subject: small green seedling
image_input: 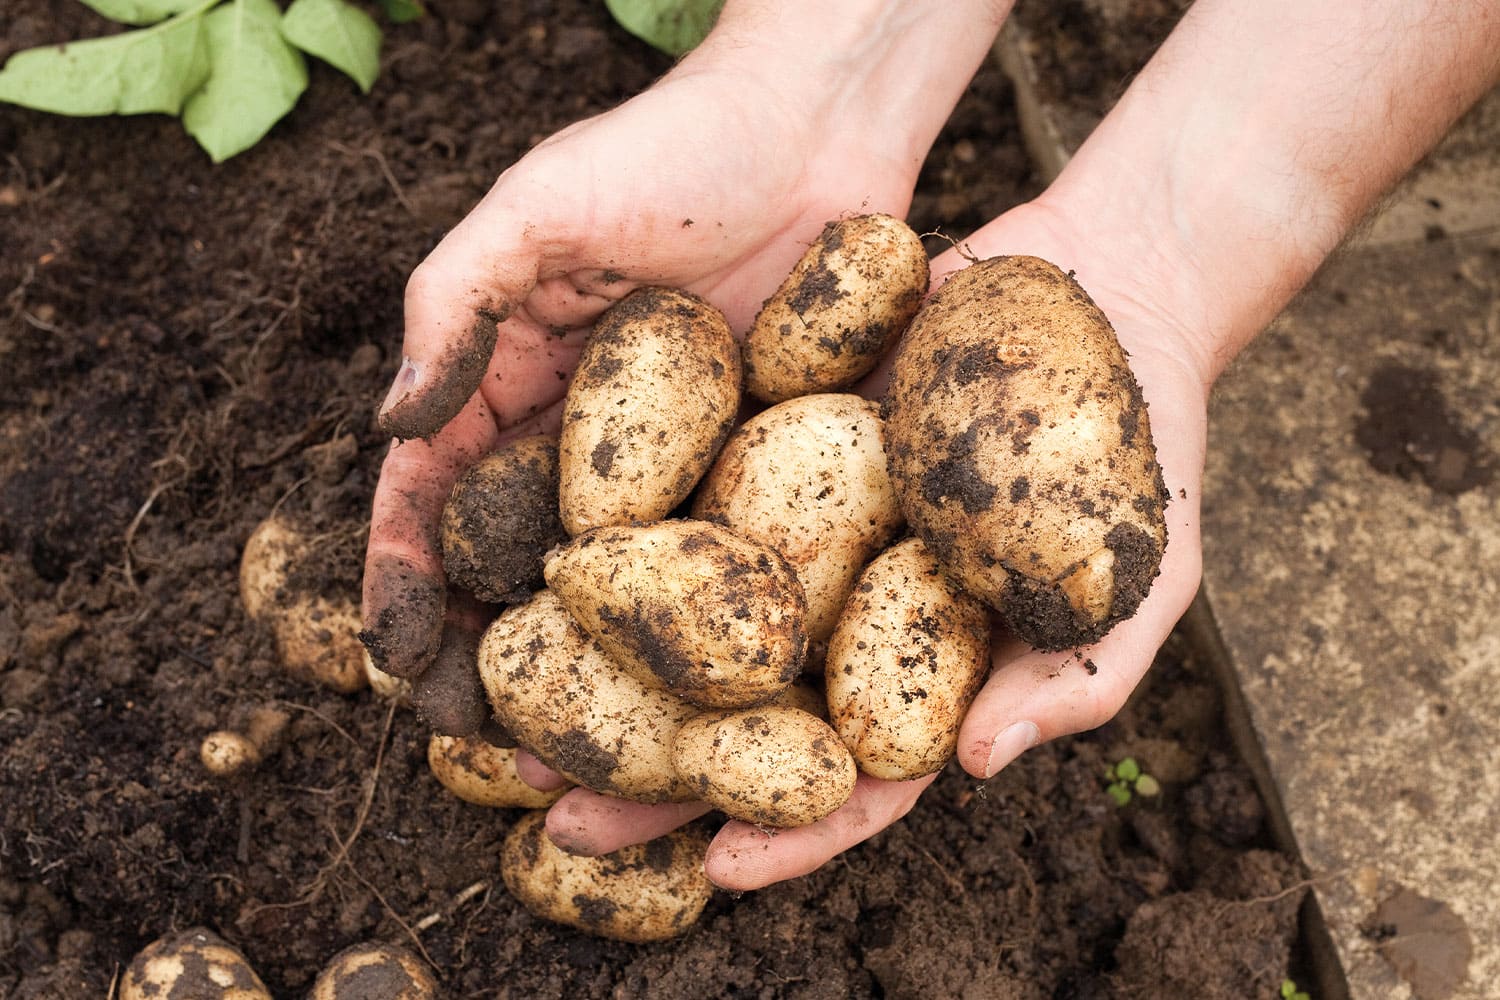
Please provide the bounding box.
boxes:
[1280,978,1311,1000]
[1105,756,1161,807]
[0,0,422,162]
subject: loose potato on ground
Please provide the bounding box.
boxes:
[691,393,904,644]
[428,733,568,808]
[477,590,697,803]
[884,256,1168,650]
[501,811,713,942]
[745,214,929,402]
[544,520,807,708]
[559,287,741,535]
[441,434,568,604]
[309,941,437,1000]
[121,927,270,1000]
[671,705,857,827]
[825,538,992,780]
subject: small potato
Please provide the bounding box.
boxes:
[501,811,713,942]
[427,733,568,808]
[559,287,741,535]
[745,214,929,402]
[825,538,992,780]
[441,435,567,604]
[477,590,697,803]
[671,706,856,827]
[691,393,904,643]
[121,927,270,1000]
[544,520,807,708]
[884,256,1168,650]
[310,942,437,1000]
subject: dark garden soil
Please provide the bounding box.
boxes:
[0,1,1306,996]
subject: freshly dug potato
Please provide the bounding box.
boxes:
[745,214,929,402]
[121,927,270,1000]
[768,679,828,720]
[671,706,857,827]
[884,256,1168,650]
[691,393,904,643]
[825,538,991,779]
[501,812,713,942]
[477,590,697,803]
[544,520,807,708]
[427,733,568,808]
[559,287,741,535]
[239,515,368,693]
[309,941,437,1000]
[441,434,567,604]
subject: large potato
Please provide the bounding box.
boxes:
[744,214,929,402]
[559,287,741,535]
[501,812,713,942]
[671,706,857,827]
[544,520,807,708]
[825,538,991,780]
[884,256,1168,650]
[427,734,568,808]
[121,927,270,1000]
[691,393,904,644]
[477,590,697,803]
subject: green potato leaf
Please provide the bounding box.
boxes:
[0,9,210,116]
[78,0,206,26]
[377,0,424,24]
[604,0,724,56]
[183,0,308,162]
[281,0,381,93]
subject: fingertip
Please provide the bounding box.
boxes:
[516,750,570,792]
[359,553,445,679]
[378,304,504,441]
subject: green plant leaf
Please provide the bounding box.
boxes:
[377,0,424,24]
[183,0,308,162]
[1134,773,1161,798]
[0,10,210,116]
[604,0,724,56]
[78,0,205,26]
[281,0,380,93]
[1105,782,1132,808]
[1115,757,1141,782]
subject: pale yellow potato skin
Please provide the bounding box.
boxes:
[559,287,741,535]
[671,705,857,827]
[884,256,1168,650]
[309,942,437,1000]
[825,538,992,780]
[690,394,904,644]
[427,734,568,808]
[745,214,929,402]
[544,519,807,709]
[121,928,270,1000]
[477,590,697,803]
[501,811,713,942]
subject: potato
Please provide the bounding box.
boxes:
[768,679,828,720]
[501,811,713,942]
[544,520,807,708]
[691,393,904,643]
[671,706,856,827]
[477,590,697,803]
[427,733,568,808]
[309,942,437,1000]
[239,515,368,693]
[559,287,741,535]
[825,538,991,779]
[884,256,1168,650]
[441,434,567,604]
[121,927,270,1000]
[745,214,929,402]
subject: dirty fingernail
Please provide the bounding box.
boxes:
[378,358,421,420]
[984,721,1040,778]
[411,623,487,736]
[359,555,445,679]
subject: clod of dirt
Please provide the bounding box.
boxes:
[1365,887,1473,1000]
[1355,362,1494,495]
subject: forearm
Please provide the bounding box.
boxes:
[1042,0,1500,386]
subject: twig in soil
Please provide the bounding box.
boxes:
[106,964,120,1000]
[413,880,492,934]
[326,140,415,216]
[274,699,362,749]
[121,483,169,591]
[917,845,967,899]
[1220,867,1353,908]
[319,699,398,879]
[344,862,440,974]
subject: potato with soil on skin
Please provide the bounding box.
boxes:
[745,213,929,403]
[691,393,905,644]
[558,286,741,536]
[884,255,1168,650]
[121,927,271,1000]
[239,514,368,692]
[671,705,857,827]
[825,537,992,780]
[428,733,569,808]
[309,941,437,1000]
[501,811,713,943]
[544,519,808,708]
[441,434,567,604]
[477,589,698,803]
